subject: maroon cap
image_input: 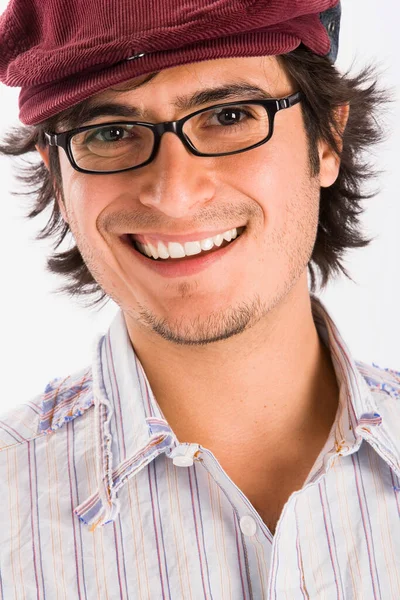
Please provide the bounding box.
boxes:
[0,0,340,126]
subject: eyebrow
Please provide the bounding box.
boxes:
[58,83,276,130]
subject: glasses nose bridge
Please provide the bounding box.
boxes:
[152,118,191,159]
[154,119,181,138]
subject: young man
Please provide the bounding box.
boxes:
[0,0,399,597]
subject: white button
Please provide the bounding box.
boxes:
[170,442,199,466]
[173,455,194,467]
[240,515,257,536]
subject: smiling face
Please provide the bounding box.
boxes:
[39,55,343,346]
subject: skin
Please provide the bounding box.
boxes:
[38,55,350,532]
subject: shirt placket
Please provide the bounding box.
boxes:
[187,443,275,599]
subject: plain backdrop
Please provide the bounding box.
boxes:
[0,0,399,410]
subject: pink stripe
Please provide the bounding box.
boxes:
[153,460,172,598]
[313,313,359,430]
[322,478,345,596]
[294,506,309,599]
[233,511,250,599]
[112,521,127,599]
[26,402,41,415]
[390,470,400,517]
[27,442,41,599]
[32,439,46,596]
[67,422,84,598]
[192,466,213,597]
[188,467,209,599]
[148,463,167,598]
[106,334,129,596]
[0,421,26,443]
[135,356,154,417]
[318,481,341,599]
[351,454,377,598]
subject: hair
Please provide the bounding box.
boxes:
[0,45,395,307]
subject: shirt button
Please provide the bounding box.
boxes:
[173,455,194,467]
[240,515,257,537]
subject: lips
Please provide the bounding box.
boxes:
[133,235,234,261]
[122,224,246,278]
[127,227,244,261]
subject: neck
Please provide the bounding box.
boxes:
[124,284,340,453]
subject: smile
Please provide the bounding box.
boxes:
[129,226,245,261]
[121,225,246,278]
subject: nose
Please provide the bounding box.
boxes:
[137,131,216,219]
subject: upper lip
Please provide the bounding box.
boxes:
[129,226,245,244]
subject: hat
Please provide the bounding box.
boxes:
[0,0,341,126]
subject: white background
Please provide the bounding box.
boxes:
[0,0,399,410]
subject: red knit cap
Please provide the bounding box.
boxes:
[0,0,341,125]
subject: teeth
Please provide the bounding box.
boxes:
[157,241,169,259]
[134,227,243,260]
[200,237,214,251]
[168,242,186,259]
[148,242,159,259]
[184,241,202,256]
[213,234,224,247]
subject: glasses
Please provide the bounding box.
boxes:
[45,91,303,175]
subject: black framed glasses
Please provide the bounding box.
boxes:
[45,91,304,175]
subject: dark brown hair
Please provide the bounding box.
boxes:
[0,45,395,307]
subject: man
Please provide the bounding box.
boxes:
[0,0,399,597]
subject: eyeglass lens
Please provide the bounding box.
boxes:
[69,103,272,172]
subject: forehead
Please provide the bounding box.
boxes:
[95,55,287,102]
[54,55,290,130]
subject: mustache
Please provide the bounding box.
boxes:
[99,203,258,233]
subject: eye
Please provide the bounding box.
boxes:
[85,124,136,144]
[210,107,253,126]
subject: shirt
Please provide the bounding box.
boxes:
[0,294,399,600]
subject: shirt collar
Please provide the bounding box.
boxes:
[310,295,400,475]
[44,295,399,530]
[73,311,180,530]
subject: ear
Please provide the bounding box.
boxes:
[35,144,69,224]
[318,103,350,188]
[36,144,51,170]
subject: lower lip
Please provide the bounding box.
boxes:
[123,232,245,278]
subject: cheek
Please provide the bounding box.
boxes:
[222,121,312,225]
[225,118,319,275]
[60,155,112,234]
[229,107,308,184]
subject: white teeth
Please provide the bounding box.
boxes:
[148,242,159,259]
[200,237,214,251]
[213,233,224,247]
[157,241,169,259]
[134,226,243,260]
[184,241,202,256]
[168,242,186,258]
[140,243,152,258]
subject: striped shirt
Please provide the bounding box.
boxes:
[0,294,400,599]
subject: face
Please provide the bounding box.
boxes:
[39,56,344,346]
